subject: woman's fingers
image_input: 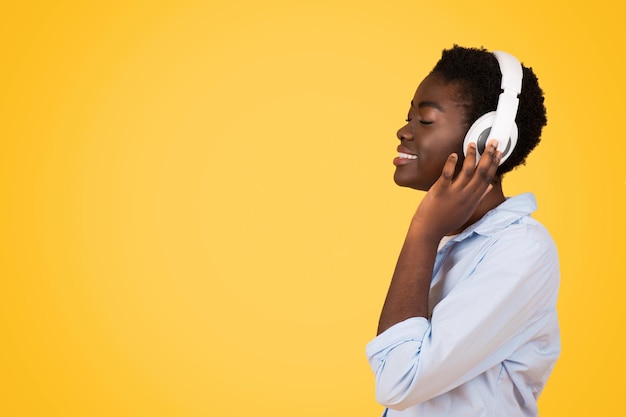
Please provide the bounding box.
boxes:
[468,139,501,192]
[440,153,459,182]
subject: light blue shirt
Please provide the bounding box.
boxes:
[366,193,560,417]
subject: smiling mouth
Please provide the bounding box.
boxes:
[398,152,417,160]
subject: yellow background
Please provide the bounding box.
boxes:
[1,1,624,416]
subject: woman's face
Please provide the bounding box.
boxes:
[393,73,470,191]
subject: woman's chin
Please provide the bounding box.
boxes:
[394,170,417,189]
[393,172,432,191]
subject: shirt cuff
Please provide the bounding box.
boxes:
[366,317,430,370]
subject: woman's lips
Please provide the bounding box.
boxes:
[394,146,418,166]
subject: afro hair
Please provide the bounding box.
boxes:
[430,45,547,176]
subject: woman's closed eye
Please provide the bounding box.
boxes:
[406,118,433,125]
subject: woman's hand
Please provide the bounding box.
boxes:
[413,139,502,241]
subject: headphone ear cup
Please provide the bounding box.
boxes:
[463,112,517,165]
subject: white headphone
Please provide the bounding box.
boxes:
[463,50,523,165]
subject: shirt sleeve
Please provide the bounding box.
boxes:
[366,317,431,406]
[366,224,559,410]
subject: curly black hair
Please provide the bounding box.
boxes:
[430,45,547,176]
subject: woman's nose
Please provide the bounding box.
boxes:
[396,123,413,141]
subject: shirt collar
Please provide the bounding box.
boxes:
[451,192,537,242]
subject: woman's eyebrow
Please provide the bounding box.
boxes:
[411,99,444,112]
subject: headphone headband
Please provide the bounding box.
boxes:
[493,51,523,93]
[463,50,523,165]
[488,51,522,157]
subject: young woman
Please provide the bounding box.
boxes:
[367,46,559,417]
